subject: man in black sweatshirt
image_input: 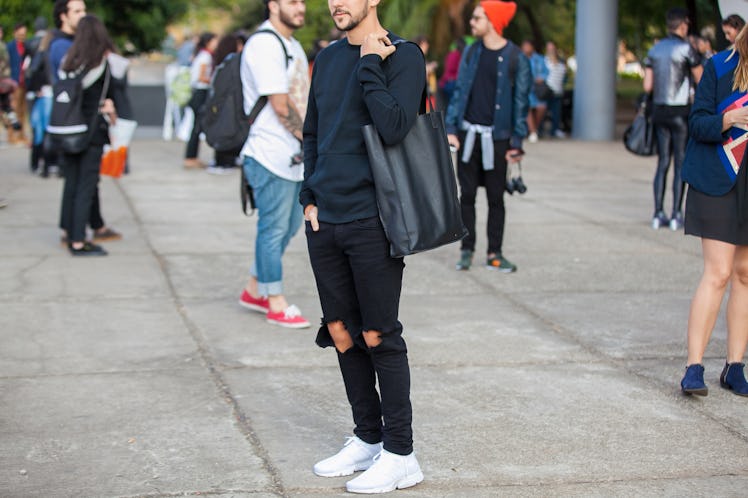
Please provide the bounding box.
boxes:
[300,0,425,493]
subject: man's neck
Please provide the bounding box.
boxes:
[269,18,294,39]
[346,11,383,45]
[671,26,688,39]
[62,26,75,36]
[482,32,507,51]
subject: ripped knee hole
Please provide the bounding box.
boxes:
[363,330,383,348]
[327,320,354,352]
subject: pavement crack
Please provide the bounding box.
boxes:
[114,179,289,498]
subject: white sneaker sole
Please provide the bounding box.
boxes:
[486,265,516,273]
[266,318,311,329]
[346,470,424,494]
[313,461,373,477]
[238,299,268,314]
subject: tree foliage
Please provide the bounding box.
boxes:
[0,0,191,52]
[90,0,190,52]
[0,0,53,34]
[0,0,728,59]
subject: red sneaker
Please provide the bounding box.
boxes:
[238,289,270,313]
[266,305,311,329]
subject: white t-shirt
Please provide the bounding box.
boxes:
[191,49,212,90]
[240,21,310,182]
[545,58,566,96]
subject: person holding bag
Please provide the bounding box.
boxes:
[300,0,425,493]
[679,25,748,397]
[57,15,118,256]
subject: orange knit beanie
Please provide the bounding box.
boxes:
[479,1,517,35]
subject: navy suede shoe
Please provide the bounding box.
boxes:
[681,364,708,396]
[719,362,748,396]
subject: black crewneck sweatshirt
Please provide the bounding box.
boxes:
[300,35,426,223]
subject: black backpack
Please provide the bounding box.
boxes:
[200,29,291,153]
[47,65,110,154]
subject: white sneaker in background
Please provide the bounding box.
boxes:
[313,436,382,477]
[554,130,567,138]
[206,165,230,175]
[528,132,538,143]
[345,449,424,494]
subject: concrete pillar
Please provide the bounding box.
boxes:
[573,0,619,140]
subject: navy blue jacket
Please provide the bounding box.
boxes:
[682,49,746,195]
[6,40,25,83]
[445,40,531,150]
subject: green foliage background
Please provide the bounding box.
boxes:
[0,0,730,59]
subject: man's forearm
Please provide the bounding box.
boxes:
[269,94,304,141]
[280,103,304,141]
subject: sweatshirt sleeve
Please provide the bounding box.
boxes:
[689,59,728,144]
[512,52,531,150]
[357,42,426,146]
[300,63,318,208]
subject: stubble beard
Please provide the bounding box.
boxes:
[279,9,305,31]
[333,1,369,32]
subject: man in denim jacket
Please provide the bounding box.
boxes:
[446,0,530,273]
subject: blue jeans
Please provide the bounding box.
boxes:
[30,96,52,146]
[547,94,562,135]
[243,156,303,296]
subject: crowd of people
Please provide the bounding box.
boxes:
[3,0,748,494]
[1,0,127,254]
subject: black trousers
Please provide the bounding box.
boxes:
[305,216,413,455]
[185,89,208,159]
[653,107,688,216]
[457,135,510,255]
[60,145,104,243]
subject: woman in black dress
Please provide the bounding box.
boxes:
[680,25,748,396]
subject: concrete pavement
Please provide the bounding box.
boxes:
[1,135,747,497]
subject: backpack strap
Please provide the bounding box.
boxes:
[251,29,292,68]
[244,28,293,126]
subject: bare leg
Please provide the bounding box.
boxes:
[244,276,289,312]
[686,238,735,365]
[726,245,748,363]
[527,109,537,134]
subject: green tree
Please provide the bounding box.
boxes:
[0,0,53,36]
[0,0,191,53]
[89,0,190,52]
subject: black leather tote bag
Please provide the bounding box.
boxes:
[362,86,467,258]
[623,93,655,156]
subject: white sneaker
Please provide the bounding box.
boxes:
[528,132,539,143]
[345,449,424,494]
[206,165,230,175]
[554,130,566,138]
[313,436,382,477]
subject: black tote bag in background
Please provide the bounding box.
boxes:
[623,92,655,156]
[361,52,467,257]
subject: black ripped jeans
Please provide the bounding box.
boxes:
[653,105,689,217]
[305,216,413,455]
